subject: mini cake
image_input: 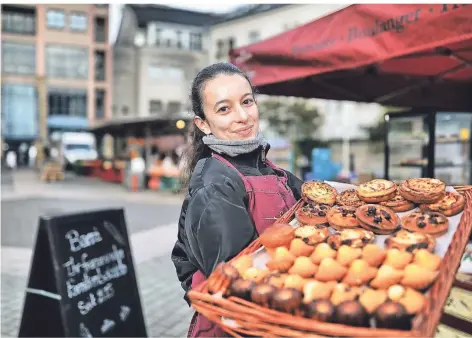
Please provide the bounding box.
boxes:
[398,287,426,314]
[419,191,465,217]
[375,301,411,330]
[301,181,338,206]
[271,288,303,315]
[413,249,442,271]
[359,288,388,314]
[327,205,360,231]
[331,283,361,306]
[304,299,336,322]
[294,225,330,246]
[362,244,387,267]
[303,280,337,303]
[295,203,331,225]
[310,243,337,265]
[316,258,348,282]
[398,178,446,204]
[380,190,416,212]
[327,228,375,250]
[336,189,366,208]
[356,204,400,235]
[335,300,370,327]
[228,279,255,300]
[383,248,413,270]
[356,179,397,203]
[401,263,439,290]
[284,274,307,292]
[251,284,276,308]
[266,247,296,272]
[370,265,405,289]
[264,272,288,289]
[336,245,362,267]
[385,230,436,253]
[289,238,315,257]
[259,224,295,258]
[242,267,269,283]
[342,259,378,287]
[401,211,449,237]
[231,255,254,275]
[288,256,319,278]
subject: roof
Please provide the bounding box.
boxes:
[127,5,222,28]
[214,4,290,24]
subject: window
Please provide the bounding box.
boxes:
[94,50,106,81]
[69,12,87,31]
[95,89,106,119]
[48,87,87,117]
[155,28,161,46]
[176,31,182,49]
[149,100,162,114]
[148,64,184,82]
[216,39,224,59]
[47,9,65,29]
[2,42,35,75]
[2,84,37,139]
[122,106,129,115]
[189,32,202,51]
[94,17,106,42]
[167,101,181,115]
[228,37,235,51]
[1,6,36,35]
[248,31,260,43]
[46,45,88,79]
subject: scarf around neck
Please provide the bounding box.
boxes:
[202,132,269,157]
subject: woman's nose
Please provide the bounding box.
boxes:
[235,105,249,122]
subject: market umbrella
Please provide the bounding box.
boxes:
[230,4,472,111]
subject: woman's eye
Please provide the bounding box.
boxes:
[243,98,254,105]
[218,106,230,113]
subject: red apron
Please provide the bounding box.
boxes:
[188,153,298,337]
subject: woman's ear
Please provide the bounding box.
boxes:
[194,116,211,135]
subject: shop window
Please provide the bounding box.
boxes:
[2,84,38,139]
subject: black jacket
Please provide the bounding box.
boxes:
[171,145,303,303]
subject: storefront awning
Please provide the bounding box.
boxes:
[231,4,472,110]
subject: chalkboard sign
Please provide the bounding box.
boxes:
[19,209,147,337]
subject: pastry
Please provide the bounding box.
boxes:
[331,283,361,306]
[271,288,303,315]
[336,189,366,208]
[401,211,449,237]
[327,205,360,231]
[335,300,370,327]
[266,247,296,272]
[387,284,406,302]
[294,225,330,246]
[310,243,337,265]
[289,238,315,257]
[207,263,240,295]
[356,204,400,235]
[399,178,446,204]
[380,190,416,212]
[401,263,439,290]
[336,245,362,267]
[303,280,337,303]
[359,288,388,314]
[295,203,331,225]
[398,287,426,314]
[304,299,336,322]
[356,179,397,203]
[251,284,276,308]
[342,259,378,286]
[385,230,436,253]
[362,244,387,267]
[259,223,295,258]
[375,302,411,330]
[243,267,269,283]
[370,265,404,289]
[284,274,307,292]
[301,181,338,206]
[228,279,255,300]
[383,248,413,270]
[413,249,442,271]
[264,272,288,289]
[231,255,254,275]
[289,256,319,278]
[316,258,348,282]
[419,191,465,217]
[327,228,375,250]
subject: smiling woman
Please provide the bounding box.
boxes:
[171,62,304,337]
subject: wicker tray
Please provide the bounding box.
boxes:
[188,186,472,337]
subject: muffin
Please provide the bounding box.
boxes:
[259,224,295,258]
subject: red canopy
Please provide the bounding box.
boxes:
[231,4,472,110]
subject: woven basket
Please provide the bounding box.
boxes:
[188,186,472,337]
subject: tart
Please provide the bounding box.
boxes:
[380,190,416,212]
[385,230,436,253]
[336,189,365,208]
[399,178,446,204]
[304,299,336,322]
[327,205,360,231]
[259,224,295,258]
[356,204,400,235]
[327,228,375,250]
[335,300,370,327]
[316,258,348,282]
[419,191,465,217]
[401,211,449,237]
[301,181,338,206]
[310,243,337,265]
[356,179,397,203]
[295,203,331,225]
[294,225,330,246]
[375,302,411,330]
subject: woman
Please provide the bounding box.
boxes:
[171,63,303,337]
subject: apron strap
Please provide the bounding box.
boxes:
[211,153,252,192]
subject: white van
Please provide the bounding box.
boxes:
[59,132,98,168]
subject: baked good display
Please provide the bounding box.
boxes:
[336,189,366,208]
[304,299,336,322]
[356,204,400,235]
[301,181,338,206]
[326,205,360,230]
[259,224,295,257]
[385,230,436,253]
[327,228,375,250]
[398,178,446,204]
[362,244,387,267]
[380,190,416,212]
[356,179,397,203]
[401,211,449,237]
[335,300,370,327]
[419,191,465,217]
[251,284,276,308]
[295,203,331,225]
[375,302,411,330]
[397,287,426,315]
[288,256,318,278]
[310,243,337,265]
[294,225,330,246]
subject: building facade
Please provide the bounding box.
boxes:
[1,4,112,147]
[112,5,220,120]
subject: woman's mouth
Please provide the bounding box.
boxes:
[234,126,253,137]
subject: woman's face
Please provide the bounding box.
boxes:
[195,74,259,141]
